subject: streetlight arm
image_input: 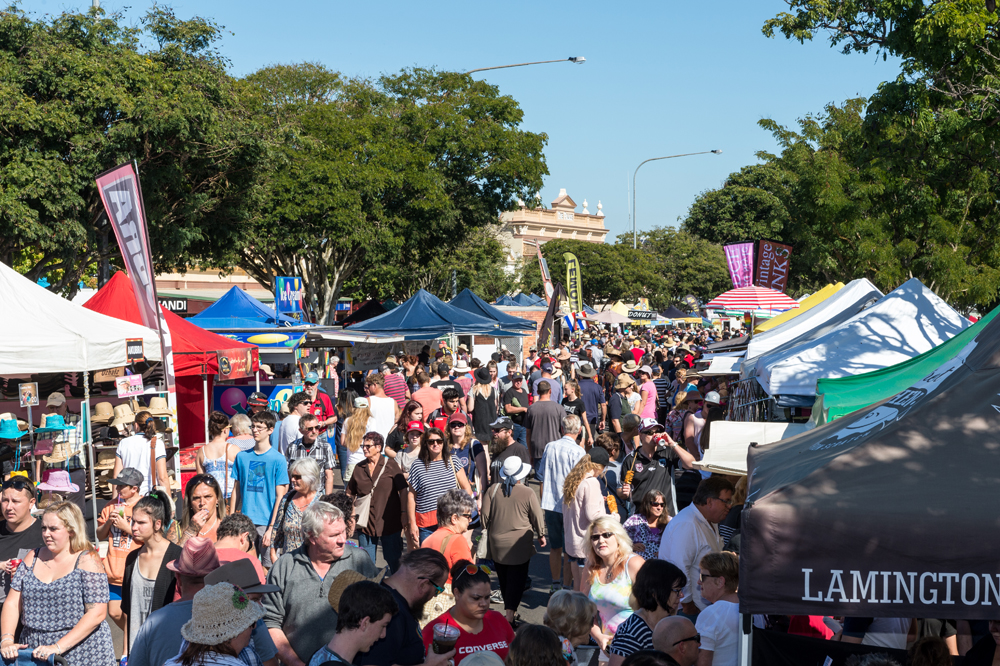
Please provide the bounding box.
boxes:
[632,150,721,248]
[466,57,584,74]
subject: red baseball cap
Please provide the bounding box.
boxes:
[447,412,468,426]
[406,420,425,433]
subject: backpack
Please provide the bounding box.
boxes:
[615,392,632,417]
[666,409,688,443]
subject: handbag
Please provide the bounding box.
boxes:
[475,483,501,560]
[354,459,388,530]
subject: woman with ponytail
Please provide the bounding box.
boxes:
[121,491,183,655]
[114,410,168,496]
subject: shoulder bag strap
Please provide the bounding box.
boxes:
[439,533,455,555]
[369,458,388,493]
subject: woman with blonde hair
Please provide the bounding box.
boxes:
[563,448,615,592]
[1,502,115,665]
[544,590,598,649]
[342,396,375,481]
[466,367,498,444]
[584,516,644,647]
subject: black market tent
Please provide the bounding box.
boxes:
[339,300,387,327]
[661,305,696,319]
[741,313,1000,619]
[705,336,749,353]
[449,288,536,332]
[347,289,501,339]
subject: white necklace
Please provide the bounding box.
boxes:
[198,515,217,536]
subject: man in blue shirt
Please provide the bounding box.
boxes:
[230,410,289,569]
[576,363,606,434]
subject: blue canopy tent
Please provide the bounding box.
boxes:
[190,286,300,328]
[450,289,536,332]
[348,289,503,339]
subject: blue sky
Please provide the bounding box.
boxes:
[37,0,899,242]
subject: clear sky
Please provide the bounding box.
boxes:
[36,0,899,242]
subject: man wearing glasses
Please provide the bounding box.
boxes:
[657,477,734,619]
[286,414,336,495]
[652,616,700,665]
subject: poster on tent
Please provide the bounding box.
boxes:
[346,341,427,372]
[216,348,259,381]
[754,240,794,293]
[213,384,296,417]
[274,276,304,317]
[723,242,755,288]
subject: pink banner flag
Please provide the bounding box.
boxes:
[724,242,755,289]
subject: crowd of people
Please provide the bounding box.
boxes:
[0,326,990,666]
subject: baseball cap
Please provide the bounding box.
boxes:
[490,416,514,431]
[447,412,468,426]
[46,392,66,407]
[588,447,610,467]
[639,418,665,433]
[406,420,425,433]
[108,467,144,487]
[511,373,524,382]
[541,362,554,372]
[705,391,722,405]
[639,365,653,376]
[247,392,269,407]
[304,371,320,384]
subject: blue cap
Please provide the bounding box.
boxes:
[304,371,320,384]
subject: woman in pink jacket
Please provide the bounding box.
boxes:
[562,446,616,591]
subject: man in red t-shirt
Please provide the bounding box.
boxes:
[304,372,336,440]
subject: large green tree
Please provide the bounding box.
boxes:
[0,7,261,294]
[628,228,733,305]
[681,164,791,246]
[237,65,547,323]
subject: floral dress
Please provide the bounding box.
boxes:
[12,550,115,666]
[272,492,320,554]
[623,514,664,556]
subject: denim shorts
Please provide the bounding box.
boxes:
[543,510,565,550]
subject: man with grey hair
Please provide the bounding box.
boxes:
[421,489,475,558]
[263,501,377,666]
[535,414,585,595]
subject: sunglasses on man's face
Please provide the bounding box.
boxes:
[302,426,320,432]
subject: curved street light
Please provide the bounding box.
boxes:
[466,56,585,75]
[632,150,722,248]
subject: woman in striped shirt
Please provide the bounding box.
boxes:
[405,427,472,548]
[607,560,686,666]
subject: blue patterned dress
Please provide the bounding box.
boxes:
[12,550,115,666]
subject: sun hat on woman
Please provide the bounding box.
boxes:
[181,582,264,646]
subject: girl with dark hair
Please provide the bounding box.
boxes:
[420,561,514,664]
[121,491,183,654]
[179,474,226,545]
[406,428,472,547]
[195,411,239,499]
[114,411,167,496]
[623,490,669,556]
[506,624,564,666]
[334,389,358,481]
[385,401,424,457]
[607,560,685,666]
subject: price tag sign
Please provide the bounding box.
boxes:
[18,383,39,408]
[115,375,145,398]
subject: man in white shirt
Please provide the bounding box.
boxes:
[365,373,399,441]
[536,415,585,594]
[657,476,734,617]
[279,392,312,456]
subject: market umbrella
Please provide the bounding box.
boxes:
[704,286,799,312]
[586,310,631,324]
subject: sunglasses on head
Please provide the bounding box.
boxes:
[2,478,33,493]
[457,564,492,580]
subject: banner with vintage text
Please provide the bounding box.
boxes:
[723,242,755,288]
[754,240,794,293]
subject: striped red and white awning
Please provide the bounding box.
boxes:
[704,286,799,312]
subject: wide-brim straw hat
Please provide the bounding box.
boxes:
[453,359,471,372]
[327,568,388,613]
[181,583,264,647]
[94,449,116,471]
[109,404,135,430]
[614,373,636,390]
[91,402,114,424]
[42,440,72,464]
[621,360,639,374]
[145,396,172,416]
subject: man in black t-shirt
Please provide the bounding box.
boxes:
[502,375,530,446]
[619,418,684,513]
[0,477,42,602]
[487,417,532,486]
[357,549,453,666]
[430,364,464,398]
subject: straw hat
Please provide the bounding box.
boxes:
[91,402,114,425]
[453,359,471,373]
[621,360,639,374]
[146,397,171,417]
[43,440,75,464]
[181,583,264,647]
[614,373,635,390]
[109,404,135,430]
[94,449,115,472]
[556,348,571,361]
[327,568,388,613]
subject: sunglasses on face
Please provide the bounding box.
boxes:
[361,442,379,450]
[419,577,446,594]
[302,426,320,432]
[651,502,665,507]
[450,423,465,429]
[427,438,443,444]
[590,532,615,542]
[673,634,701,647]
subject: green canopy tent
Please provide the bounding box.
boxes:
[812,305,999,424]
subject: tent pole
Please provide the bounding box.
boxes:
[84,372,99,543]
[255,370,260,393]
[739,613,752,666]
[202,373,209,444]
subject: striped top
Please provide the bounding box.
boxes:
[407,458,459,514]
[608,612,653,657]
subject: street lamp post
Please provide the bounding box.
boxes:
[632,150,722,248]
[466,57,585,74]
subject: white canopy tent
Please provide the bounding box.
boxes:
[744,278,883,363]
[696,421,809,475]
[754,278,970,398]
[0,262,162,373]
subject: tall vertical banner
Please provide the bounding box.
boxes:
[274,276,304,317]
[563,252,584,314]
[754,240,794,293]
[723,242,755,289]
[536,247,555,304]
[95,163,177,403]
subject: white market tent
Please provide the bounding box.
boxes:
[0,262,162,374]
[753,277,970,398]
[744,278,884,363]
[696,421,809,475]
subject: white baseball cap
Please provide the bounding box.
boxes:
[705,391,722,405]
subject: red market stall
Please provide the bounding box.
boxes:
[84,272,258,450]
